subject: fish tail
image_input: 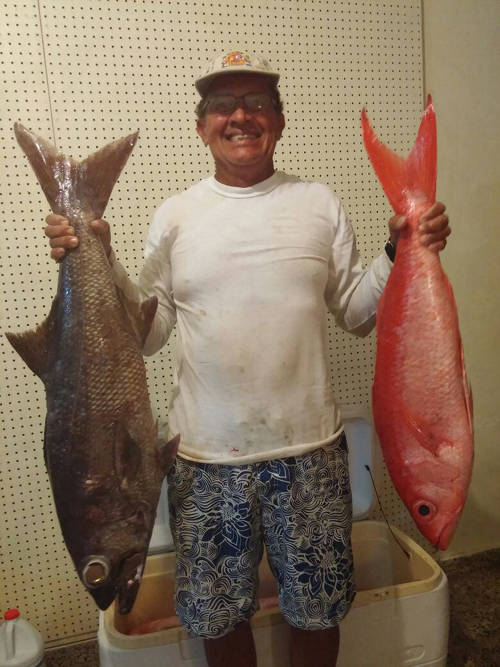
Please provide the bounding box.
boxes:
[361,96,437,216]
[14,123,138,219]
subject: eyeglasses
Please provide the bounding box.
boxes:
[203,92,278,116]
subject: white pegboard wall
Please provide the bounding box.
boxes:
[1,0,425,645]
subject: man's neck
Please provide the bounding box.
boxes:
[214,164,275,188]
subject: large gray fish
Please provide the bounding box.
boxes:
[6,124,178,614]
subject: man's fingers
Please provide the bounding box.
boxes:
[389,214,407,231]
[427,238,448,254]
[49,235,79,249]
[419,213,449,235]
[45,224,75,238]
[421,201,446,221]
[45,213,68,226]
[50,247,67,261]
[420,225,451,247]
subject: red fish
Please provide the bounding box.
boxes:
[361,97,473,550]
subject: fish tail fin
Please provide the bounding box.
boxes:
[361,95,437,215]
[14,123,138,219]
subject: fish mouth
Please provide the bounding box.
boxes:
[436,519,459,551]
[88,582,119,611]
[117,551,147,614]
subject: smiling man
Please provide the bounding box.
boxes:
[195,70,285,187]
[45,51,451,667]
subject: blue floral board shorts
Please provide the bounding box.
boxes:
[166,433,355,638]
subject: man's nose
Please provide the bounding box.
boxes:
[229,104,251,122]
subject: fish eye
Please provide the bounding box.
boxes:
[82,557,111,587]
[413,500,437,522]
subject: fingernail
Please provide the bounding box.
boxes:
[69,237,78,246]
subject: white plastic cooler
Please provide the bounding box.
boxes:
[98,408,449,666]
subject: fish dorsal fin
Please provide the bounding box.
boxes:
[14,123,138,219]
[361,96,437,216]
[116,288,158,348]
[5,323,51,381]
[5,296,58,381]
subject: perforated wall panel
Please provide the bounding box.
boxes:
[1,0,425,645]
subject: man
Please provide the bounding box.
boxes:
[45,52,450,667]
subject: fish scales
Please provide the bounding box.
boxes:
[7,124,178,613]
[362,99,473,550]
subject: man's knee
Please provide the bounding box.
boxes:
[204,621,256,667]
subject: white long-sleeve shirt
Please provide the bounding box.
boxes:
[111,171,392,464]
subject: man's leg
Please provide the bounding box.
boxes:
[261,436,354,667]
[204,621,257,667]
[167,458,262,664]
[290,625,340,667]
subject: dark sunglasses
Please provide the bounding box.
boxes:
[203,92,278,116]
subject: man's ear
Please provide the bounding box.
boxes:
[277,113,285,141]
[196,119,208,146]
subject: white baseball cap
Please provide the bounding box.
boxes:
[195,50,280,97]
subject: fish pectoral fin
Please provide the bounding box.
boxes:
[460,341,474,436]
[396,400,452,457]
[116,288,158,347]
[158,433,180,474]
[114,423,143,490]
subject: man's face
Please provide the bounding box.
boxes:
[196,73,285,187]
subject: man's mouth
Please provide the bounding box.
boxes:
[227,134,259,142]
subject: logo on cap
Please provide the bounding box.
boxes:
[221,51,251,68]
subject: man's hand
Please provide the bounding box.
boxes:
[45,215,112,261]
[388,201,450,253]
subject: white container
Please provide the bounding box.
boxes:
[98,409,450,667]
[0,609,46,667]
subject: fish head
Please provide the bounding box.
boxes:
[407,482,464,550]
[75,501,157,613]
[79,549,148,614]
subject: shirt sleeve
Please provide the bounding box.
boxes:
[109,202,177,356]
[324,198,392,337]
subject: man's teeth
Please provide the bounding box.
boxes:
[229,135,255,141]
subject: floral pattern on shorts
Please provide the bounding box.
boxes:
[167,433,355,638]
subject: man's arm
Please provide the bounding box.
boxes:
[324,201,450,337]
